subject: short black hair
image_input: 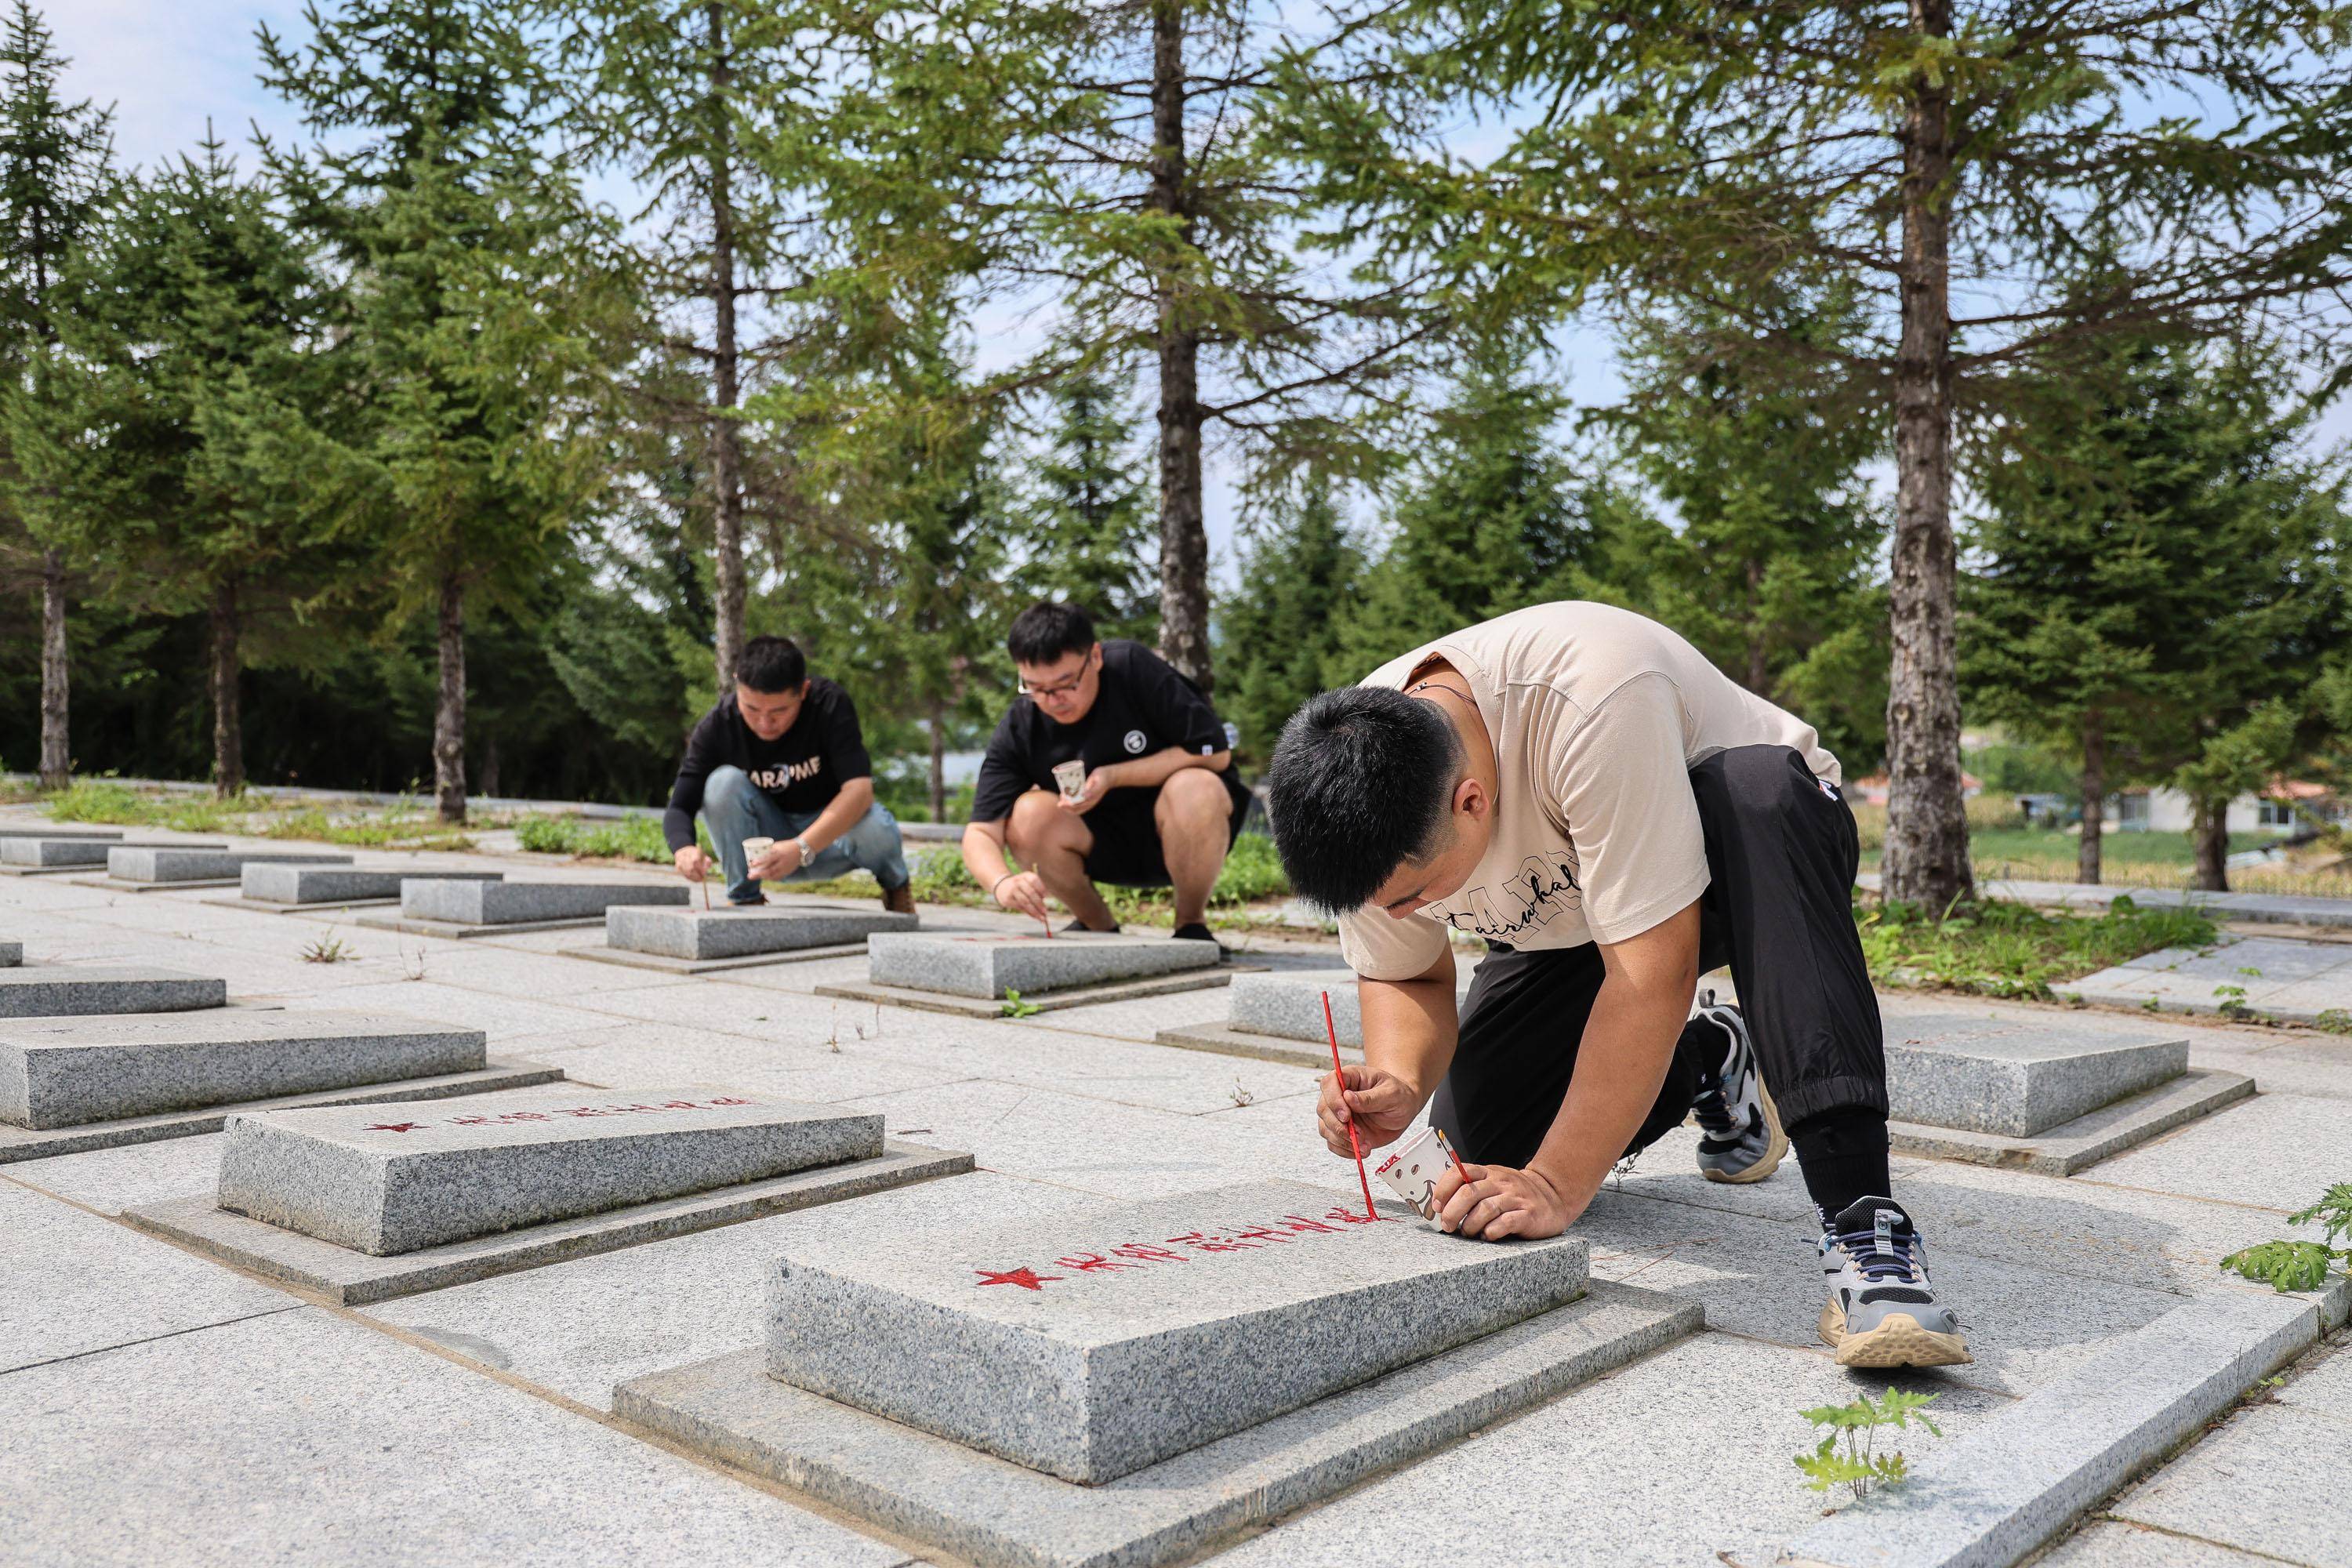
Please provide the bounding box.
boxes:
[735,635,808,694]
[1265,687,1463,913]
[1007,601,1096,666]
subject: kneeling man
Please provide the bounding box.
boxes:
[665,635,913,913]
[962,602,1249,943]
[1264,601,1969,1369]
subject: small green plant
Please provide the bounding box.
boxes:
[1794,1389,1941,1501]
[2222,1181,2352,1292]
[2314,1009,2352,1036]
[2212,983,2249,1016]
[1000,989,1043,1019]
[300,934,355,964]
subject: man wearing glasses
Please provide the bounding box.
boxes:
[961,602,1249,943]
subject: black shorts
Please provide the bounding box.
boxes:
[1080,778,1250,887]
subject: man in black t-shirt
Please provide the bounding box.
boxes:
[664,636,913,911]
[962,602,1248,942]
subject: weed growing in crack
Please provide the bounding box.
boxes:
[1795,1389,1941,1501]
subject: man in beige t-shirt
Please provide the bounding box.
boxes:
[1263,601,1970,1370]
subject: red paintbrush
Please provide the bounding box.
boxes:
[1323,989,1378,1221]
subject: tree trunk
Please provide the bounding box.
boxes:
[434,572,468,825]
[1743,556,1767,692]
[927,695,947,823]
[38,547,69,789]
[2192,796,2229,892]
[209,579,244,799]
[1879,0,1973,912]
[2077,706,2103,885]
[1148,0,1211,691]
[706,1,747,699]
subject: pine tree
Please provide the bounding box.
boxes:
[259,0,630,822]
[0,0,112,787]
[1217,472,1359,765]
[1283,0,2352,911]
[833,0,1445,691]
[1327,347,1588,680]
[16,132,341,797]
[548,0,849,697]
[1609,294,1888,765]
[1019,376,1157,643]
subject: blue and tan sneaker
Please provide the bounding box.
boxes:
[1818,1196,1973,1367]
[1687,993,1788,1184]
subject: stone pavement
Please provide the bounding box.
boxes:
[2062,928,2352,1025]
[2,806,2350,1567]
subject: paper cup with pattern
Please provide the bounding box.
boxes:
[1052,760,1088,801]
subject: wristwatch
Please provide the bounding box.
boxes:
[794,835,815,864]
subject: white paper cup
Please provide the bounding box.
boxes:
[1053,760,1087,800]
[741,836,775,862]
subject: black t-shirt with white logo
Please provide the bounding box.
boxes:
[971,640,1249,833]
[662,680,873,851]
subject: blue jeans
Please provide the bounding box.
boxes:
[700,766,910,905]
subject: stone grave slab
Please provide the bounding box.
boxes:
[213,1085,884,1254]
[0,823,122,838]
[0,940,17,967]
[0,1058,561,1164]
[1889,1068,2256,1175]
[365,877,691,935]
[866,931,1220,1000]
[0,1009,485,1131]
[128,1086,969,1302]
[85,846,350,891]
[616,1189,1703,1568]
[1152,969,1478,1066]
[0,964,225,1020]
[764,1178,1587,1483]
[2,836,223,873]
[233,863,503,908]
[574,901,920,975]
[1886,1013,2189,1136]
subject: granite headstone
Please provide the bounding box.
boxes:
[218,1086,884,1254]
[0,966,226,1021]
[105,847,350,883]
[764,1177,1588,1483]
[240,865,503,904]
[0,1009,484,1130]
[866,931,1220,999]
[606,902,917,961]
[1886,1014,2188,1135]
[400,879,689,925]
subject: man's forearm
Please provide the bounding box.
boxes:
[1520,950,1696,1225]
[1102,747,1229,791]
[961,823,1013,888]
[1358,960,1460,1109]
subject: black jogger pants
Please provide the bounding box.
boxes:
[1428,744,1885,1168]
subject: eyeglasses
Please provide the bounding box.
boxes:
[1018,663,1091,700]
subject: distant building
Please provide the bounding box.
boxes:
[2106,779,2345,835]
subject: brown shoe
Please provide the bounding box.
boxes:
[880,882,916,916]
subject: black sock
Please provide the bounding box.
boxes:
[1788,1109,1891,1225]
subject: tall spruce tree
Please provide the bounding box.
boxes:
[260,0,628,821]
[1019,376,1157,643]
[1217,471,1359,765]
[1607,294,1888,765]
[549,0,846,696]
[1327,347,1589,680]
[0,0,111,788]
[1282,0,2352,911]
[19,133,339,796]
[836,0,1444,691]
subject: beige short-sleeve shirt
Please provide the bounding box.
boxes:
[1336,602,1841,981]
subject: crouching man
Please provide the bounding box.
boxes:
[665,635,914,913]
[960,601,1249,944]
[1263,601,1971,1369]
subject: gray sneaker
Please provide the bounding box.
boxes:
[1817,1196,1973,1367]
[1688,994,1788,1185]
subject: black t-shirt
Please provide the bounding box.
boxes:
[971,641,1248,831]
[662,680,873,851]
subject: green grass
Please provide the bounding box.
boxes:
[1859,895,2218,1000]
[511,813,686,861]
[43,778,474,848]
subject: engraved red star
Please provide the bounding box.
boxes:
[365,1121,425,1132]
[974,1266,1060,1290]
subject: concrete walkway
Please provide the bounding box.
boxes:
[1858,871,2352,931]
[2062,930,2352,1025]
[5,807,2350,1567]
